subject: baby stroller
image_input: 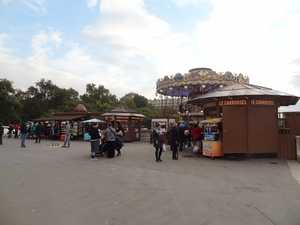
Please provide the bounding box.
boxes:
[97,141,117,158]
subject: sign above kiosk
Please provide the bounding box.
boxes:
[218,99,275,106]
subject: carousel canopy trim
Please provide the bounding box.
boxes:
[189,83,299,106]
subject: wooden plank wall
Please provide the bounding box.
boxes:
[278,130,297,160]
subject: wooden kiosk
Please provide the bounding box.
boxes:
[189,84,299,157]
[102,107,145,142]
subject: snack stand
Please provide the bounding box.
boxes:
[201,118,224,158]
[189,83,299,159]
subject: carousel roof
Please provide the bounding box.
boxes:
[156,67,250,97]
[189,83,299,106]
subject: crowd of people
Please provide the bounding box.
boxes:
[1,119,204,163]
[5,122,63,141]
[0,120,125,160]
[152,122,204,162]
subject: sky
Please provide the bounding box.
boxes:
[1,0,300,100]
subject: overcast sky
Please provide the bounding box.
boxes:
[1,0,300,99]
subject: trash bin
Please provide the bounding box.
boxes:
[297,136,300,162]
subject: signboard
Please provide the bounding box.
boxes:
[219,99,247,106]
[250,99,274,106]
[218,99,275,106]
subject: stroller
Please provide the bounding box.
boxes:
[96,140,123,158]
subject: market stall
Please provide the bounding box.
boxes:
[102,107,145,142]
[33,104,103,140]
[189,83,299,157]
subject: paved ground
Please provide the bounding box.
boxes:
[0,138,300,225]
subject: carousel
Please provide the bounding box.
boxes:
[156,67,250,122]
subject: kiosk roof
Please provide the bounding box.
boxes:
[189,83,299,106]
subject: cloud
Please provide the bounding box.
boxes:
[0,0,47,14]
[171,0,209,7]
[194,0,300,96]
[0,30,154,98]
[2,0,300,100]
[86,0,99,9]
[291,74,300,88]
[82,0,199,96]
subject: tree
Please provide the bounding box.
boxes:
[120,93,148,109]
[50,88,79,112]
[133,94,148,108]
[0,79,20,123]
[80,83,118,112]
[18,79,80,120]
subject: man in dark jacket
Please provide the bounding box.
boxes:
[152,123,164,162]
[178,123,185,152]
[0,122,4,145]
[89,123,100,160]
[35,122,42,143]
[169,123,179,160]
[20,122,28,148]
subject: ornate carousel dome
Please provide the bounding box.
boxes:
[74,104,88,113]
[156,67,250,97]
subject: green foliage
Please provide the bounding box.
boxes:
[0,79,162,124]
[0,79,20,123]
[80,83,118,113]
[133,94,148,108]
[120,92,148,109]
[16,79,80,120]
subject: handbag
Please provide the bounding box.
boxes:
[84,132,91,141]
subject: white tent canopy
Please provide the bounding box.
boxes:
[82,118,105,123]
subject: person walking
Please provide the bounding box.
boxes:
[89,123,100,160]
[8,124,13,138]
[62,121,71,148]
[178,122,186,152]
[115,122,124,156]
[0,122,4,145]
[34,122,42,143]
[152,123,164,162]
[20,122,28,148]
[191,123,202,153]
[169,123,179,160]
[103,122,117,158]
[14,124,19,139]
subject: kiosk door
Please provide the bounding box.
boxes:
[223,106,248,154]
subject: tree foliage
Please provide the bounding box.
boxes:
[0,79,20,123]
[120,92,148,108]
[0,79,163,125]
[80,84,118,113]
